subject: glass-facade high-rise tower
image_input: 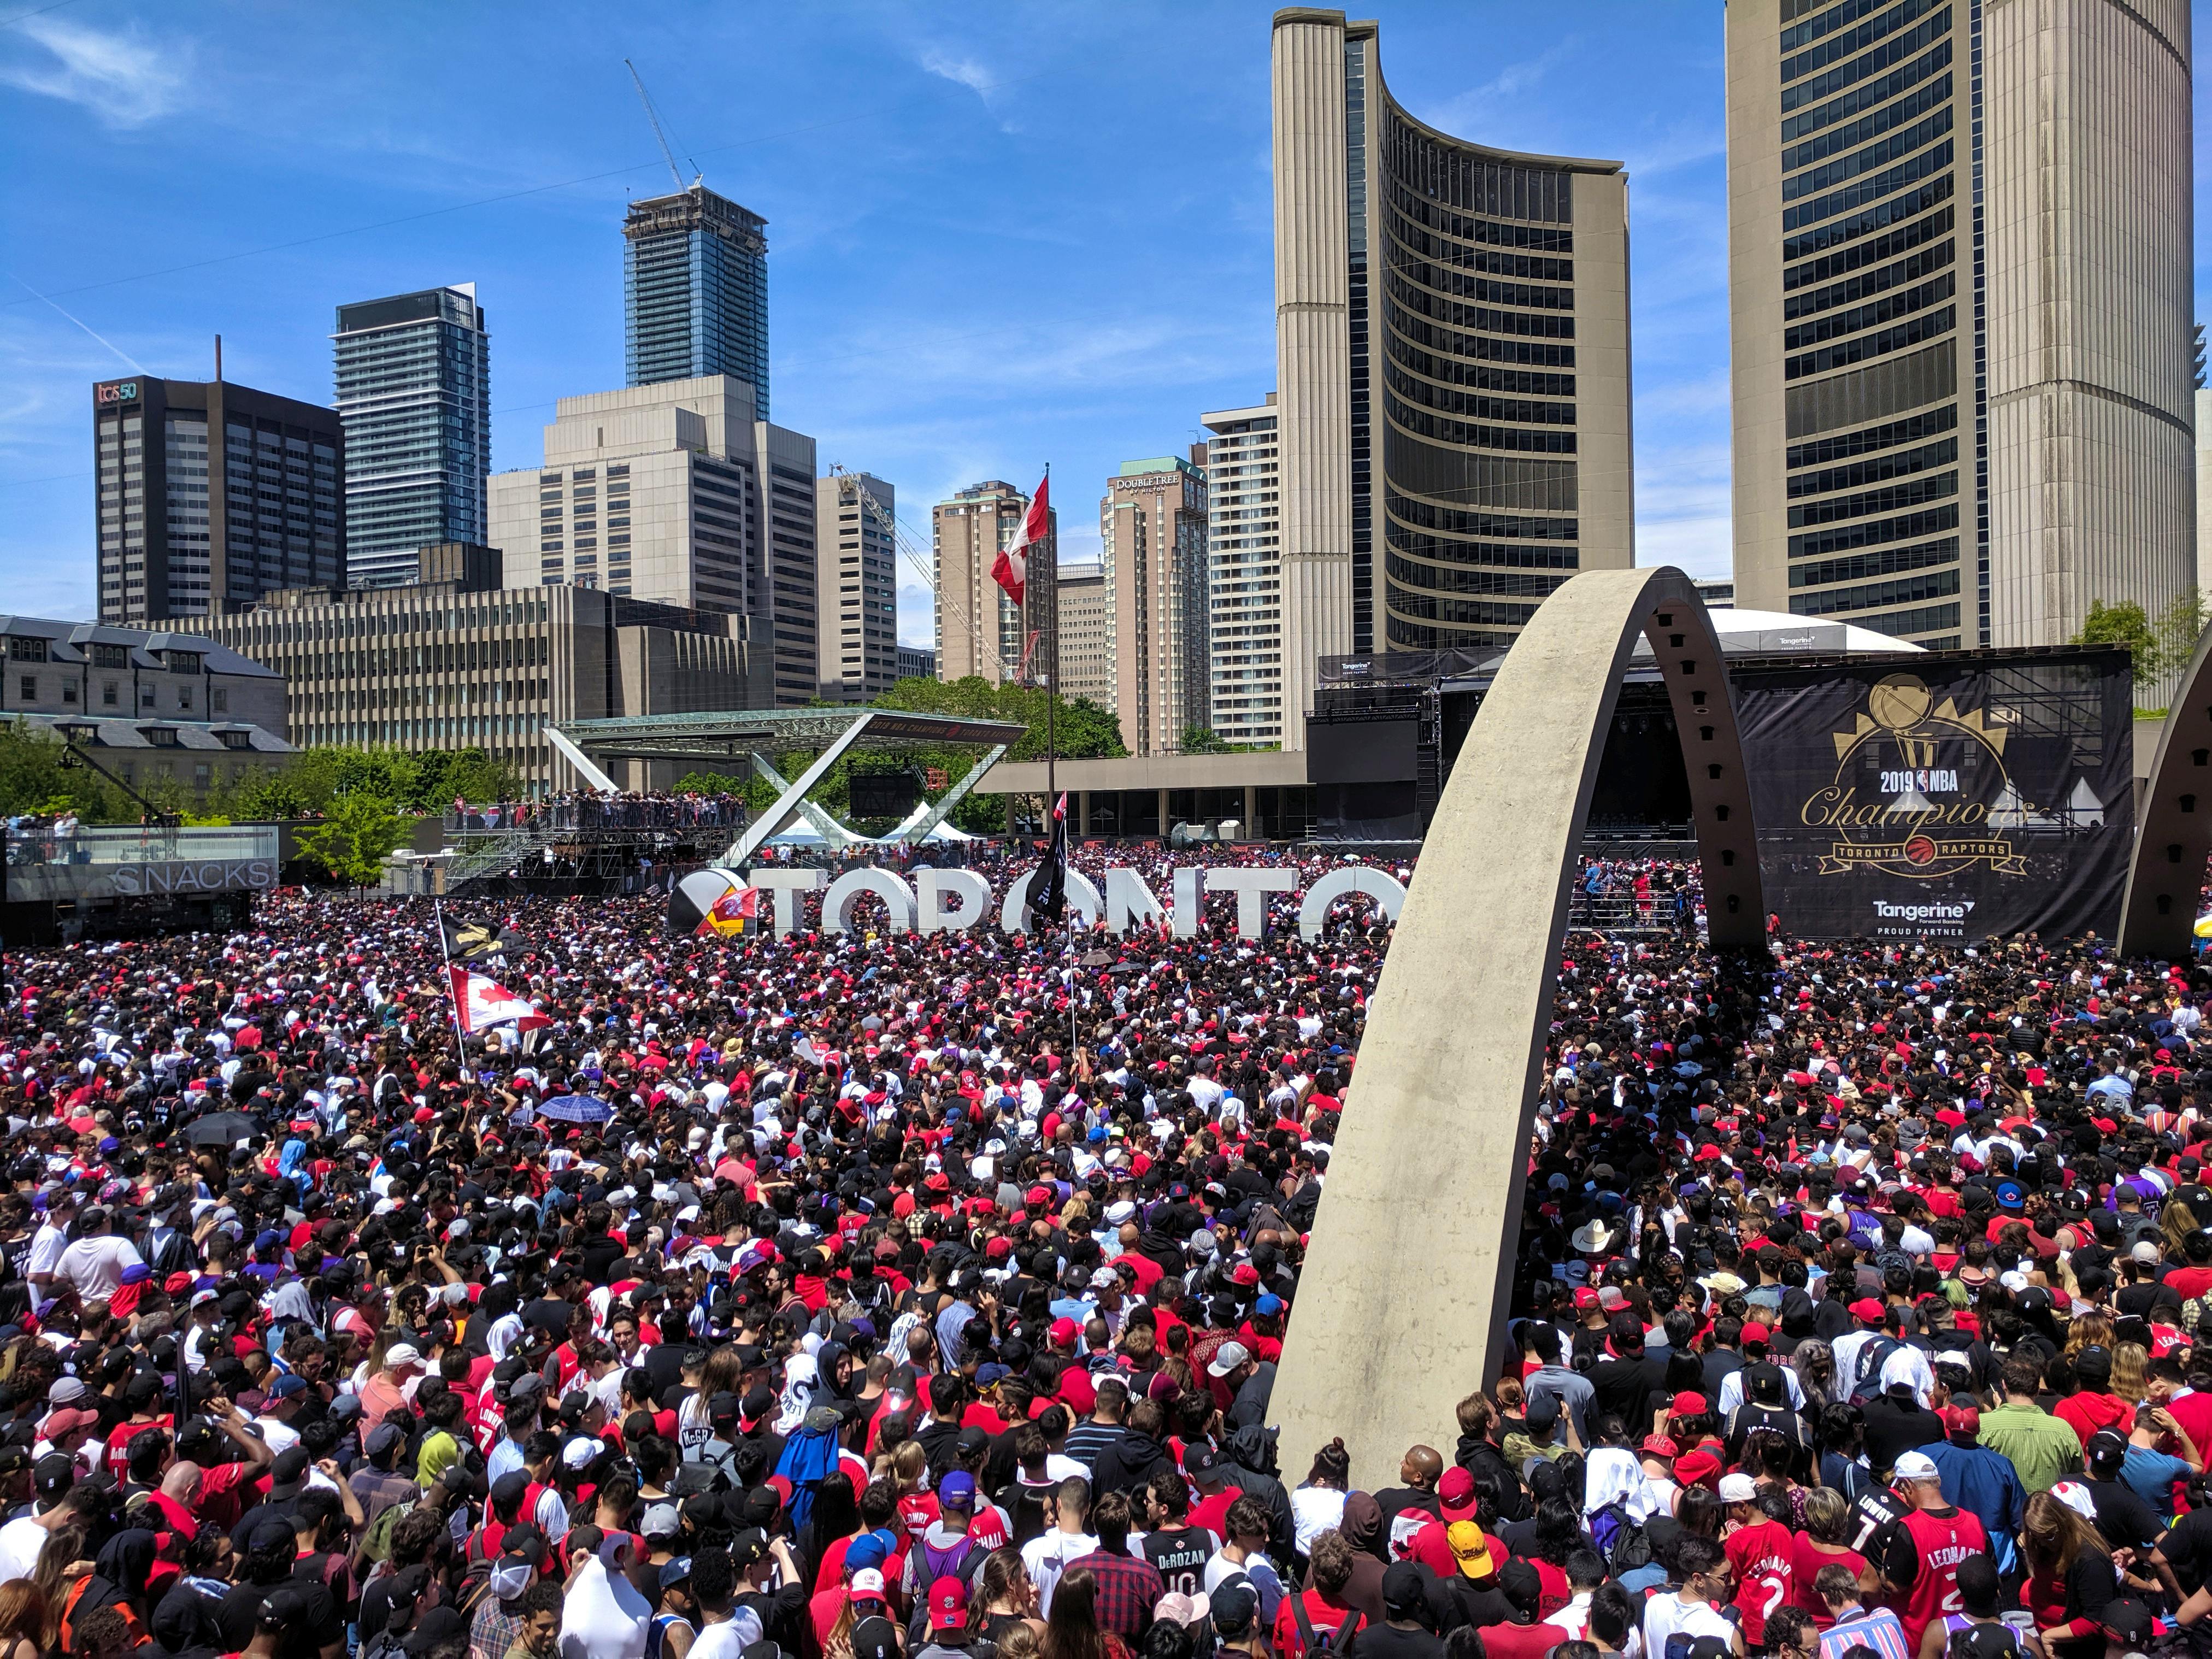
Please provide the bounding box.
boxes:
[1727,0,2194,649]
[333,284,491,591]
[622,185,770,419]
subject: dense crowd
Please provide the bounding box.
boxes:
[5,849,2210,1659]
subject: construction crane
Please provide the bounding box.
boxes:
[626,59,699,191]
[826,463,1021,684]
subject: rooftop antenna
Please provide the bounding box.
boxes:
[626,59,701,190]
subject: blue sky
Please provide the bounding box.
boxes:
[2,2,2206,649]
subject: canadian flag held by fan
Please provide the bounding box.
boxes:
[991,473,1049,608]
[446,966,550,1033]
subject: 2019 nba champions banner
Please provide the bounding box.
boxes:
[1732,650,2134,942]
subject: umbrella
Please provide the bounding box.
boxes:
[539,1095,613,1125]
[183,1110,261,1146]
[1079,950,1114,967]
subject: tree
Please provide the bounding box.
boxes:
[1179,726,1233,755]
[674,769,749,796]
[293,792,408,886]
[2074,601,2163,690]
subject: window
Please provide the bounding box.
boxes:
[141,686,155,708]
[211,688,227,713]
[140,726,179,747]
[7,637,47,662]
[179,687,193,710]
[164,650,202,674]
[217,730,251,750]
[61,684,76,704]
[16,676,33,699]
[193,763,211,789]
[102,682,118,707]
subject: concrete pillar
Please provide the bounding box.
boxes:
[1244,784,1257,839]
[1158,788,1170,840]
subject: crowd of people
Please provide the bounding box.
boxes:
[3,840,2210,1659]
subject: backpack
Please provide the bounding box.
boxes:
[360,1498,418,1568]
[1291,1593,1364,1657]
[1848,1337,1903,1404]
[1586,1501,1654,1574]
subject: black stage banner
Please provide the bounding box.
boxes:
[1732,651,2133,942]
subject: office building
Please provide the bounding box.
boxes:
[1101,456,1210,754]
[333,285,492,590]
[197,545,771,792]
[815,472,899,701]
[1728,0,2195,646]
[486,375,820,705]
[1204,396,1285,746]
[1694,578,1736,610]
[623,185,770,417]
[932,480,1057,686]
[0,615,292,795]
[2197,389,2212,596]
[1056,561,1112,710]
[1269,9,1635,749]
[896,644,937,682]
[93,376,344,626]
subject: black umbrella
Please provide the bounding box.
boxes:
[183,1110,260,1146]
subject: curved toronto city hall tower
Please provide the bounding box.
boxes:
[1728,0,2195,649]
[1269,9,1635,749]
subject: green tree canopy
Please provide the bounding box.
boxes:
[2074,590,2210,700]
[292,792,408,885]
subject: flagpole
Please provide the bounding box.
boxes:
[433,896,470,1066]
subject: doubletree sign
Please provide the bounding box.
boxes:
[94,380,140,405]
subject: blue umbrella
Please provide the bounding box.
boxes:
[539,1094,613,1125]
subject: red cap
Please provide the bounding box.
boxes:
[1049,1317,1079,1346]
[1231,1263,1261,1287]
[1670,1392,1707,1416]
[1640,1435,1679,1459]
[1850,1298,1886,1325]
[929,1578,969,1632]
[1438,1465,1478,1522]
[1740,1322,1771,1347]
[1026,1185,1051,1209]
[1572,1288,1599,1310]
[1938,1403,1981,1438]
[984,1238,1011,1261]
[1673,1449,1722,1489]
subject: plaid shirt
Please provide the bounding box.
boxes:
[1066,1549,1164,1640]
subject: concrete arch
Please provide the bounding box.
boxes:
[2119,621,2212,960]
[1269,566,1766,1487]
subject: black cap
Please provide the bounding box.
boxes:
[1380,1563,1426,1617]
[730,1528,768,1569]
[32,1452,73,1500]
[405,1608,469,1657]
[1210,1576,1261,1634]
[258,1586,314,1632]
[850,1618,899,1659]
[2102,1596,2155,1646]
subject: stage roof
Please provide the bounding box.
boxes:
[555,707,1027,764]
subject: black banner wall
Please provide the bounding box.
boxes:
[1732,651,2133,942]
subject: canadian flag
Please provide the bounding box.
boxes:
[446,966,549,1033]
[992,473,1049,607]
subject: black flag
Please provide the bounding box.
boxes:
[442,916,519,962]
[1026,792,1068,926]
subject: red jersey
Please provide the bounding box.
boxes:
[1896,1505,1989,1656]
[1789,1535,1867,1628]
[1725,1519,1796,1648]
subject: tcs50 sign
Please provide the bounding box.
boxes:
[95,381,140,406]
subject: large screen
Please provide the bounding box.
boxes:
[1732,650,2133,942]
[1308,717,1420,785]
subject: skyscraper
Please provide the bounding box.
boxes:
[484,374,820,707]
[815,472,899,701]
[333,284,491,591]
[1101,456,1210,755]
[931,480,1057,686]
[623,185,770,418]
[1727,0,2195,646]
[93,375,344,625]
[1055,560,1113,710]
[1269,9,1635,750]
[1204,395,1284,747]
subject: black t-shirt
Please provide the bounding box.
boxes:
[2157,1507,2212,1595]
[1372,1489,1442,1562]
[643,1344,689,1397]
[1356,1622,1446,1659]
[577,1233,625,1283]
[523,1296,578,1341]
[1859,1396,1947,1474]
[220,1576,338,1659]
[2085,1476,2164,1552]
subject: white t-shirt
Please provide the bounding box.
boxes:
[0,1516,46,1582]
[1204,1552,1286,1622]
[1642,1591,1734,1659]
[54,1235,143,1301]
[686,1610,763,1659]
[1022,1528,1099,1617]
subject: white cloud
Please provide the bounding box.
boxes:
[1635,440,1732,581]
[0,16,192,127]
[918,46,994,99]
